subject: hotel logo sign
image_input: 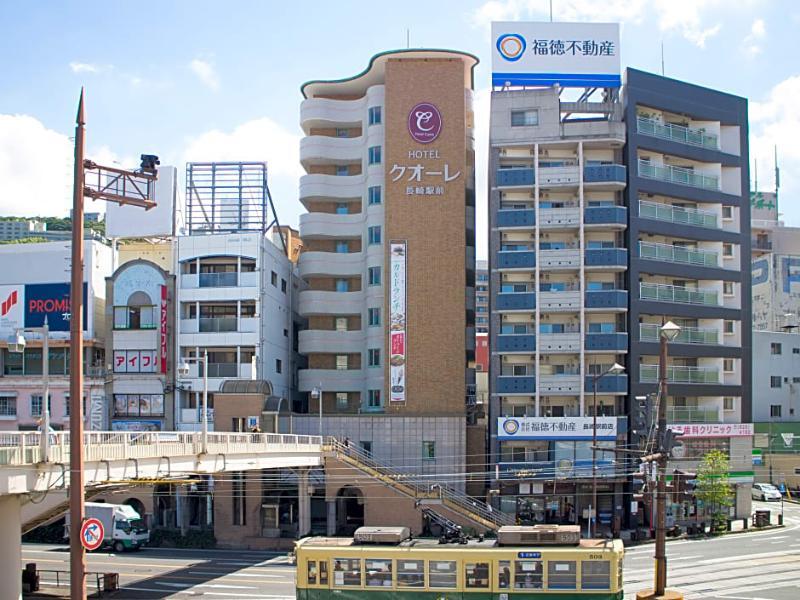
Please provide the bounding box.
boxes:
[407,102,442,144]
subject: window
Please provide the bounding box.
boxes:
[283,328,289,337]
[429,561,457,588]
[422,440,436,460]
[368,146,381,165]
[360,441,372,456]
[367,348,380,367]
[723,359,734,372]
[368,266,381,286]
[397,560,424,587]
[365,559,392,587]
[723,397,734,411]
[336,355,348,370]
[511,109,539,127]
[281,278,287,293]
[275,359,282,374]
[581,561,611,590]
[514,560,543,589]
[335,317,348,331]
[336,203,348,215]
[271,271,278,287]
[0,396,17,416]
[368,106,382,125]
[336,241,349,253]
[335,128,349,138]
[368,186,381,205]
[367,389,381,408]
[113,305,157,330]
[113,394,165,417]
[465,562,489,588]
[723,281,734,296]
[771,405,782,418]
[548,560,577,589]
[770,376,782,389]
[333,558,361,586]
[722,205,733,220]
[336,166,349,176]
[772,342,782,355]
[724,320,735,335]
[498,560,511,588]
[794,348,800,355]
[336,279,349,292]
[307,561,317,585]
[232,471,246,525]
[319,561,328,585]
[336,392,348,411]
[368,226,381,245]
[723,243,734,257]
[30,394,52,417]
[368,307,380,326]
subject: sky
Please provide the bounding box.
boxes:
[1,0,799,259]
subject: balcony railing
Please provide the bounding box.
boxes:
[639,323,719,345]
[206,363,240,378]
[585,290,628,310]
[199,317,238,333]
[584,164,627,184]
[638,159,719,191]
[666,407,722,423]
[497,168,535,187]
[636,116,719,150]
[639,200,718,229]
[640,364,720,384]
[640,282,719,306]
[639,241,718,267]
[752,237,773,251]
[199,272,239,288]
[497,209,535,227]
[497,250,536,269]
[496,292,536,310]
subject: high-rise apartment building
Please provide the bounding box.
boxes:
[295,49,478,486]
[476,259,489,333]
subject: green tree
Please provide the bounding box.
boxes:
[694,449,734,534]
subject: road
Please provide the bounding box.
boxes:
[21,499,800,599]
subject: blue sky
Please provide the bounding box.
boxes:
[1,0,799,258]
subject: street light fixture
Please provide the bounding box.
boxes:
[311,385,322,436]
[591,361,625,538]
[178,350,209,453]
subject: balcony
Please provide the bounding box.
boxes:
[639,323,719,345]
[584,206,627,226]
[298,329,364,354]
[540,207,580,228]
[539,290,580,311]
[199,272,239,288]
[497,251,536,269]
[300,96,365,131]
[640,282,719,306]
[496,168,534,187]
[585,374,628,393]
[584,164,627,184]
[639,241,718,268]
[638,160,719,191]
[585,290,628,310]
[496,334,536,352]
[299,368,365,392]
[666,407,722,423]
[496,376,536,394]
[539,249,580,269]
[299,173,364,201]
[752,237,773,251]
[585,332,628,351]
[207,363,240,378]
[496,292,536,311]
[298,251,363,278]
[636,116,719,150]
[640,364,720,384]
[300,135,362,168]
[199,317,238,333]
[298,290,363,316]
[639,200,718,229]
[539,374,581,394]
[497,209,535,228]
[539,164,579,186]
[585,248,627,268]
[299,212,363,239]
[538,333,580,353]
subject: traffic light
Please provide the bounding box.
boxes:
[631,394,656,449]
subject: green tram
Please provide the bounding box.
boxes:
[295,525,624,599]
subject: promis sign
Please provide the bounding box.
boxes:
[25,282,88,332]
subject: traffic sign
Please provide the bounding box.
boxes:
[80,517,104,551]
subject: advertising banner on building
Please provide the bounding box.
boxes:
[0,285,24,337]
[160,285,168,374]
[390,241,407,403]
[669,423,754,438]
[492,22,621,88]
[498,416,617,440]
[24,282,88,332]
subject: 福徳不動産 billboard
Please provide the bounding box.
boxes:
[492,22,620,89]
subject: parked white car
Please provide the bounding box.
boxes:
[752,483,782,501]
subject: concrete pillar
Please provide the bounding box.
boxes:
[326,499,336,536]
[0,495,22,600]
[297,468,310,538]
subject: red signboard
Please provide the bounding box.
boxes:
[160,285,167,374]
[80,517,104,551]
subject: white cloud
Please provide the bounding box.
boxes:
[744,18,766,57]
[470,0,647,30]
[69,62,99,73]
[652,0,723,48]
[189,59,219,91]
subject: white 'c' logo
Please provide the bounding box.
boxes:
[415,111,434,132]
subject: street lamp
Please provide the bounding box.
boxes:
[591,361,625,539]
[178,350,209,453]
[311,385,322,436]
[7,318,50,462]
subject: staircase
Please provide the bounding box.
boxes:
[21,485,119,534]
[325,439,513,531]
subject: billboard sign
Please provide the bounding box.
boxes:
[408,102,443,144]
[669,423,754,438]
[492,22,621,88]
[0,285,24,336]
[24,282,88,332]
[390,241,407,403]
[498,416,617,440]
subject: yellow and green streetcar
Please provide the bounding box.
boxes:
[295,525,624,599]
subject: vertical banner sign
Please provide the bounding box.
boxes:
[390,242,407,403]
[160,285,168,374]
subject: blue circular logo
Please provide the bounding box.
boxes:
[503,419,520,435]
[497,34,526,62]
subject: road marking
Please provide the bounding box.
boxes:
[668,554,702,561]
[120,586,292,598]
[187,570,288,579]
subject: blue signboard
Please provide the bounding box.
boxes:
[24,283,88,332]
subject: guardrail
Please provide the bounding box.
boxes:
[0,431,323,466]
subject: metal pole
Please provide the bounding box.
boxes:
[592,375,598,539]
[40,317,50,462]
[69,87,86,600]
[654,331,669,596]
[318,384,322,437]
[202,350,208,453]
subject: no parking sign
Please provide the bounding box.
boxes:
[80,517,104,551]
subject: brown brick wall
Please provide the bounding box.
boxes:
[308,354,361,369]
[304,238,362,253]
[305,276,362,292]
[213,394,264,431]
[308,315,362,330]
[310,391,362,414]
[304,200,362,214]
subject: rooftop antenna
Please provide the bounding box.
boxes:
[774,145,780,213]
[406,28,410,49]
[661,42,665,76]
[549,0,553,21]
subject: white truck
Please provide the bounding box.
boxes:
[65,502,149,552]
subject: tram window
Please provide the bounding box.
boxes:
[548,560,577,589]
[515,560,543,589]
[429,560,457,588]
[397,560,424,587]
[307,561,317,585]
[333,558,361,586]
[365,559,392,587]
[582,561,611,589]
[319,560,328,585]
[465,562,490,588]
[498,560,511,588]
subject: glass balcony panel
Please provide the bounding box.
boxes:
[199,272,239,288]
[636,116,719,150]
[639,282,719,306]
[637,159,719,191]
[639,364,720,384]
[199,317,238,333]
[497,168,535,187]
[639,242,718,267]
[666,407,722,423]
[638,200,718,229]
[639,323,719,345]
